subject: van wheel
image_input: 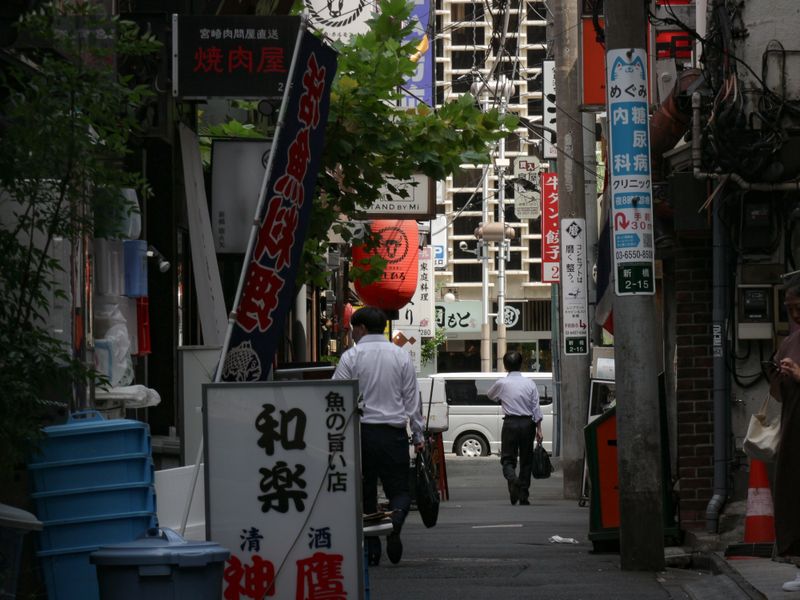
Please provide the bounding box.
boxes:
[455,434,488,457]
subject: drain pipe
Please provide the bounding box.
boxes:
[691,92,731,532]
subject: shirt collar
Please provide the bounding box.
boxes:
[357,334,389,344]
[507,371,523,376]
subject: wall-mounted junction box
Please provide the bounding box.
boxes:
[737,284,773,339]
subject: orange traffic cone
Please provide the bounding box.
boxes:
[743,458,775,544]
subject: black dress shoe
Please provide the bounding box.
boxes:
[519,497,530,505]
[508,480,519,505]
[366,536,381,566]
[387,532,403,564]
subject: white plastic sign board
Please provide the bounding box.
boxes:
[431,215,448,270]
[366,174,434,219]
[606,47,655,295]
[434,300,482,333]
[512,156,541,219]
[392,327,422,372]
[560,219,589,355]
[204,381,362,600]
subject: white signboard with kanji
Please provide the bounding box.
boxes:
[434,300,482,333]
[512,156,541,219]
[560,219,588,355]
[204,381,362,600]
[540,172,560,283]
[396,246,435,336]
[392,327,422,372]
[606,47,655,295]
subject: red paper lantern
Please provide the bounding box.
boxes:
[353,220,418,311]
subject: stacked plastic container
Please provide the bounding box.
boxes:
[27,411,157,600]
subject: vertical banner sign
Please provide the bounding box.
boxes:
[542,60,558,158]
[222,33,338,381]
[397,247,435,336]
[512,156,541,219]
[606,48,655,295]
[561,219,589,355]
[204,381,362,600]
[431,215,448,271]
[401,0,434,109]
[541,172,560,283]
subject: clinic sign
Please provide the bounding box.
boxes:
[606,48,655,295]
[561,219,588,355]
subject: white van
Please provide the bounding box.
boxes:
[419,372,556,457]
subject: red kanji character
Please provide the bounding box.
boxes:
[236,262,285,333]
[229,46,254,73]
[224,554,277,599]
[275,129,310,207]
[253,197,298,270]
[295,552,347,600]
[257,47,287,73]
[194,46,224,73]
[298,54,326,128]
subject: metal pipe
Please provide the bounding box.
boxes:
[481,124,492,373]
[496,80,509,370]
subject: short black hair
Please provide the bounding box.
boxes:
[503,350,523,371]
[350,306,387,334]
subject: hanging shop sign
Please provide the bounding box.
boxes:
[204,380,362,600]
[221,30,338,382]
[492,301,525,331]
[366,174,435,220]
[606,47,655,296]
[542,60,558,159]
[561,218,589,355]
[541,172,560,283]
[172,15,301,99]
[431,215,448,271]
[434,300,482,333]
[353,220,419,312]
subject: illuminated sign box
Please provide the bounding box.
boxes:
[172,15,301,99]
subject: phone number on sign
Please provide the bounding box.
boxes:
[615,248,653,261]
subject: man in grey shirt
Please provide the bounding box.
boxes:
[488,351,544,505]
[333,306,424,565]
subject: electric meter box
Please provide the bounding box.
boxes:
[737,284,773,339]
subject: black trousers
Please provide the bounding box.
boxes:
[500,416,536,499]
[361,423,411,533]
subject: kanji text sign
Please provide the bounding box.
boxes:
[173,15,300,99]
[397,247,435,337]
[434,300,482,333]
[561,219,589,355]
[204,381,362,600]
[541,172,560,283]
[606,48,655,295]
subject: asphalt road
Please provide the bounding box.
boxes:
[366,455,729,600]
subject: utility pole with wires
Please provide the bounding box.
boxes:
[552,0,590,500]
[471,76,515,373]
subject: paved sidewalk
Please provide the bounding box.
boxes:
[718,554,800,600]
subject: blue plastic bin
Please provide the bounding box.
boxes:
[33,483,155,521]
[38,511,156,551]
[30,411,150,464]
[28,453,153,493]
[37,545,100,600]
[123,239,147,297]
[90,528,230,600]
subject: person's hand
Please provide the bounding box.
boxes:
[414,441,425,454]
[535,429,543,444]
[779,358,800,382]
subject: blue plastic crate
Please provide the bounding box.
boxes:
[33,483,155,521]
[30,411,150,465]
[37,544,99,600]
[28,453,153,493]
[38,511,156,552]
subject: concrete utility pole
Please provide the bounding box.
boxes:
[604,0,665,571]
[552,0,589,499]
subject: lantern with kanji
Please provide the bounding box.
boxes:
[353,220,419,311]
